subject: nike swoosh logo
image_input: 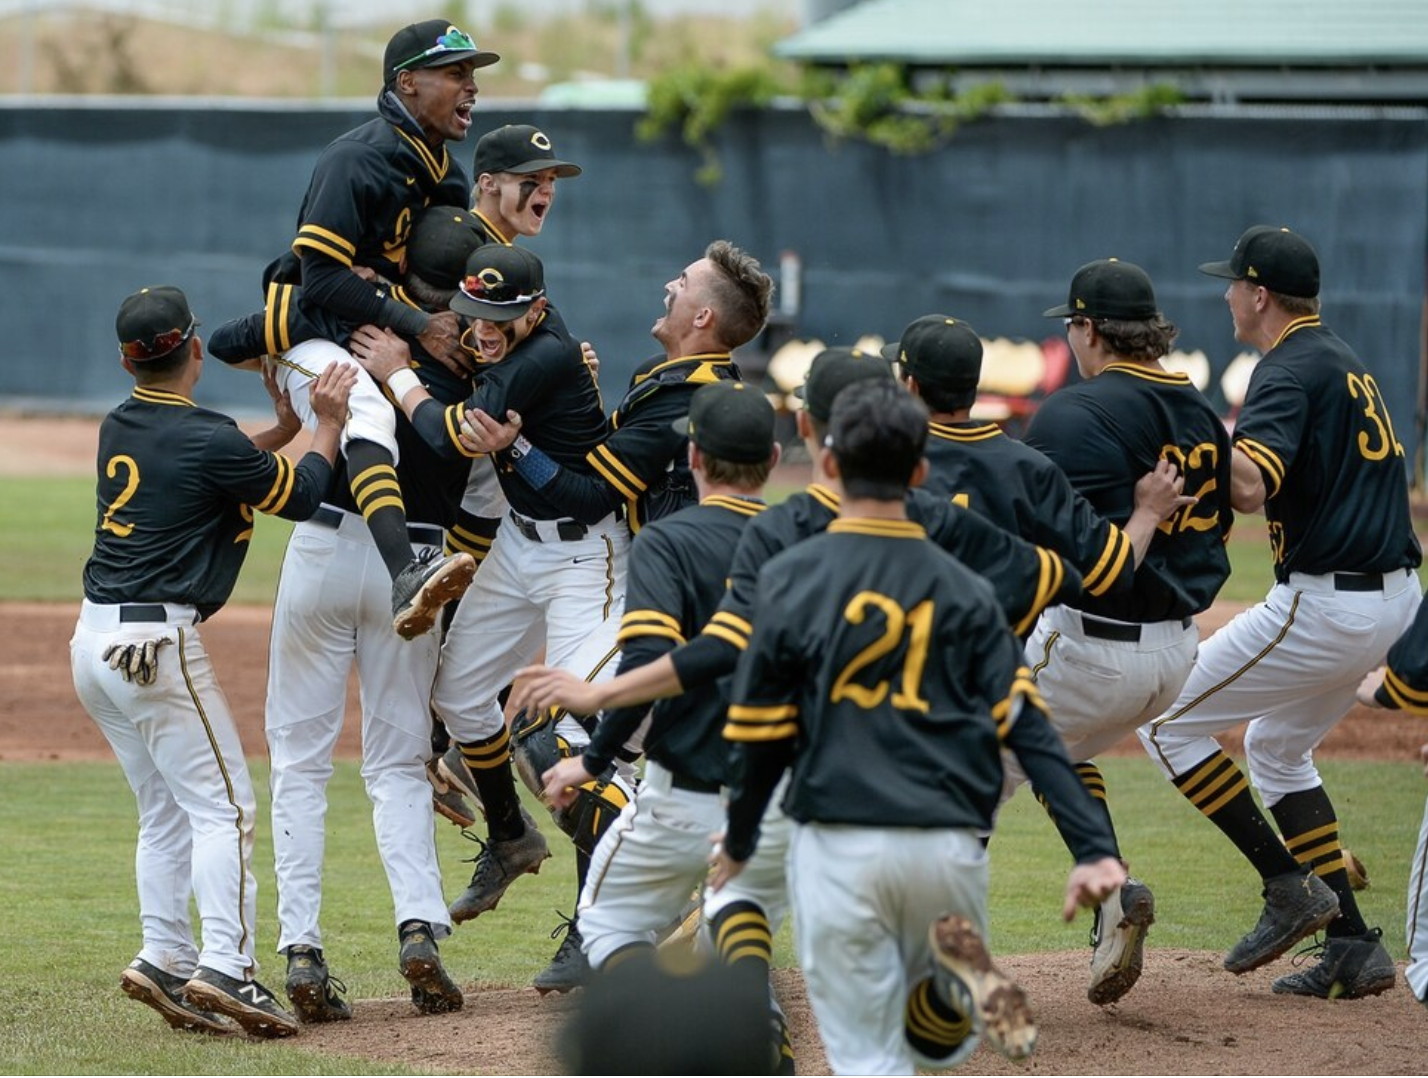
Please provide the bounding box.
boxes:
[571,555,605,564]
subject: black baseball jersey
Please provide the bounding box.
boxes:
[582,495,766,784]
[1375,597,1428,713]
[534,353,743,530]
[1026,362,1233,621]
[327,341,474,529]
[407,304,608,521]
[922,420,1135,599]
[720,518,1117,868]
[671,483,1081,691]
[82,388,333,619]
[1232,318,1422,581]
[254,91,469,355]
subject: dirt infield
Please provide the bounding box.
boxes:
[8,414,1427,1073]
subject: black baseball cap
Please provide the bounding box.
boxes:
[115,285,199,361]
[475,125,582,178]
[671,381,777,464]
[383,20,498,86]
[881,315,983,390]
[450,244,546,322]
[407,207,486,290]
[795,346,894,422]
[1198,225,1320,298]
[1043,258,1160,320]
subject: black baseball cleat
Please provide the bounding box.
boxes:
[1271,927,1397,999]
[398,921,464,1015]
[392,549,475,639]
[120,958,232,1035]
[1224,869,1339,974]
[533,914,591,996]
[284,945,352,1024]
[182,967,299,1038]
[448,823,551,924]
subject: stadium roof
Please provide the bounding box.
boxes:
[776,0,1428,67]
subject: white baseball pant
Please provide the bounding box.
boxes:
[71,600,259,980]
[265,508,450,950]
[272,338,397,458]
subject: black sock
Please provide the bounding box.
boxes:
[346,438,414,579]
[446,508,501,572]
[905,977,973,1061]
[1269,786,1367,937]
[709,901,773,974]
[457,731,523,841]
[1173,751,1300,879]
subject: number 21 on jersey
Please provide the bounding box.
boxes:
[829,592,932,714]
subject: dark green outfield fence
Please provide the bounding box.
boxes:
[2,99,1424,468]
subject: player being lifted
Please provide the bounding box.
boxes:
[207,19,496,637]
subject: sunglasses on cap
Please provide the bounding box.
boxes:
[459,274,544,308]
[119,317,198,360]
[391,27,480,73]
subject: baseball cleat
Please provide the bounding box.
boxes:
[427,758,478,828]
[284,946,352,1024]
[448,824,551,924]
[398,921,464,1015]
[392,550,475,639]
[534,914,591,995]
[1087,878,1155,1006]
[182,967,299,1038]
[1271,927,1397,999]
[120,958,232,1035]
[930,915,1037,1061]
[1224,869,1339,974]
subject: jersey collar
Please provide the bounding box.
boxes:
[1271,315,1322,350]
[132,387,194,407]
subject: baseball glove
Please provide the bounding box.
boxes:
[103,637,171,686]
[510,706,631,857]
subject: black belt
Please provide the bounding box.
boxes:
[671,772,722,795]
[1334,573,1384,592]
[1081,614,1194,643]
[508,510,588,543]
[119,604,170,624]
[311,505,443,547]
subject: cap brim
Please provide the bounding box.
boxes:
[671,415,692,437]
[415,48,501,72]
[450,294,532,321]
[505,159,583,178]
[1041,303,1075,318]
[1197,259,1241,281]
[879,341,899,361]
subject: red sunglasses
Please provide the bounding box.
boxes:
[119,318,197,360]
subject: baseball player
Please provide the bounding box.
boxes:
[515,348,1086,1029]
[75,285,352,1038]
[1357,602,1428,1009]
[350,243,620,992]
[1139,226,1422,997]
[207,19,494,638]
[440,240,777,990]
[889,313,1181,585]
[264,207,493,1024]
[1014,260,1233,1005]
[536,381,784,1062]
[710,378,1126,1076]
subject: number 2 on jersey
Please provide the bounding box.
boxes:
[830,592,932,713]
[100,454,140,537]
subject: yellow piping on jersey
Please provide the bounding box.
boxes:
[807,484,840,512]
[1234,436,1284,498]
[618,610,686,646]
[827,518,927,540]
[178,628,252,957]
[253,454,295,515]
[701,610,752,651]
[930,420,1001,442]
[469,209,511,245]
[1082,526,1131,597]
[1012,549,1065,637]
[702,496,766,516]
[1382,668,1428,714]
[1102,362,1191,385]
[1271,315,1321,350]
[293,224,358,266]
[388,284,421,310]
[588,444,646,499]
[132,387,195,407]
[393,127,449,183]
[633,353,734,385]
[724,703,799,742]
